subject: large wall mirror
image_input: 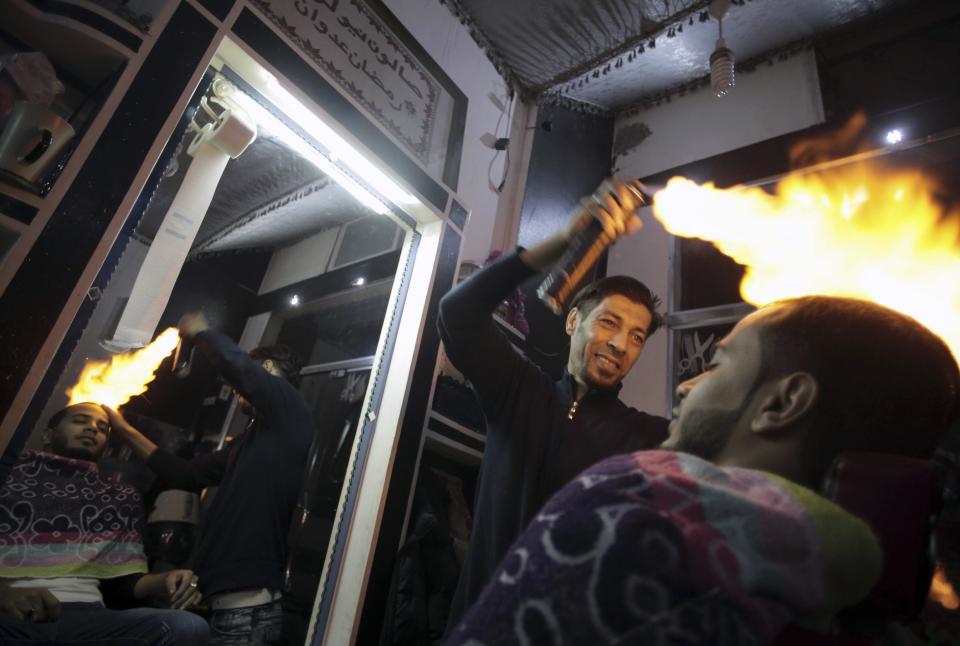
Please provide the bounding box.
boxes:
[18,34,454,644]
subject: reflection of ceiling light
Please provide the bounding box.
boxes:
[289,294,300,306]
[352,277,366,286]
[885,129,903,145]
[236,78,417,210]
[709,0,735,97]
[225,87,391,215]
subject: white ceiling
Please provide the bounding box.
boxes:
[443,0,910,109]
[137,129,374,256]
[564,0,908,109]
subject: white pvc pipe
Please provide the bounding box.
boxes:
[106,108,256,351]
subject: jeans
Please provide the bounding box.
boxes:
[208,599,283,645]
[0,602,210,645]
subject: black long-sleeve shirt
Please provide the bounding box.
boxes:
[439,250,669,626]
[146,330,313,595]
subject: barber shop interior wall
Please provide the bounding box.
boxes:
[382,0,514,265]
[613,50,825,180]
[609,50,826,417]
[258,227,342,294]
[516,103,615,378]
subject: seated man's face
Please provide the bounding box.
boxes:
[566,294,652,391]
[662,309,772,460]
[45,403,111,461]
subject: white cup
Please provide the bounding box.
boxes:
[0,100,75,184]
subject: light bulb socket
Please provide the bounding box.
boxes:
[710,43,735,97]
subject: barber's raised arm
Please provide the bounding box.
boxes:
[105,406,228,490]
[438,244,564,421]
[179,313,288,421]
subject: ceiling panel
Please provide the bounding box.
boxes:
[444,0,909,109]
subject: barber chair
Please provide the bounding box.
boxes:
[773,452,941,645]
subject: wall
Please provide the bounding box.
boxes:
[609,50,826,416]
[259,227,340,294]
[382,0,513,265]
[514,104,616,378]
[607,207,672,416]
[613,50,824,179]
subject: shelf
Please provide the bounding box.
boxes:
[1,0,135,90]
[0,210,30,233]
[0,182,43,211]
[424,411,485,467]
[428,411,484,442]
[424,430,482,467]
[0,217,21,266]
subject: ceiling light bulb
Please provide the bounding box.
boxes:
[290,294,300,306]
[710,36,735,97]
[885,129,903,145]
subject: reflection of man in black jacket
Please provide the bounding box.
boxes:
[107,313,313,645]
[441,180,670,627]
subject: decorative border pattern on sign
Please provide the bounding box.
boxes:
[250,0,440,163]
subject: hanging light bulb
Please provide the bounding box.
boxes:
[709,0,735,97]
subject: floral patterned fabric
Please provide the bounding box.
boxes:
[447,451,882,645]
[0,450,147,579]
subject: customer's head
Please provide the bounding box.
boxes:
[42,403,112,461]
[663,296,960,487]
[565,276,664,392]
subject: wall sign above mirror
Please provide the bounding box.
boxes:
[251,0,463,185]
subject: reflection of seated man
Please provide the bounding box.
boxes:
[107,314,314,645]
[447,297,960,645]
[0,403,209,645]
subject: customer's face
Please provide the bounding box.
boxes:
[661,310,772,460]
[566,294,652,392]
[46,403,111,461]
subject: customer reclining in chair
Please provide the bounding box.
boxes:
[0,403,209,645]
[446,296,960,646]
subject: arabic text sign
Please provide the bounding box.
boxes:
[253,0,440,164]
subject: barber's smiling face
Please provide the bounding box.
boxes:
[566,294,652,393]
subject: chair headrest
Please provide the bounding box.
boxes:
[823,452,939,619]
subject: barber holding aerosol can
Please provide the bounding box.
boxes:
[106,313,313,645]
[440,179,670,630]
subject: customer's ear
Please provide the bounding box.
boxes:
[751,372,819,435]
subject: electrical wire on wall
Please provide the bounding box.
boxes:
[487,90,515,194]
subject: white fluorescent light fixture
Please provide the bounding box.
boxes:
[227,89,392,215]
[255,74,418,210]
[885,129,903,145]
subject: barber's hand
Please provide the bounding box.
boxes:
[103,406,134,436]
[177,313,210,339]
[566,178,647,241]
[164,570,202,610]
[0,586,60,622]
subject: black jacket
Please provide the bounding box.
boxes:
[146,330,313,595]
[439,250,669,627]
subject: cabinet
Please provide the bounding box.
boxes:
[0,0,152,275]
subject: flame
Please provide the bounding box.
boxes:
[930,563,960,610]
[67,328,181,409]
[652,163,960,359]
